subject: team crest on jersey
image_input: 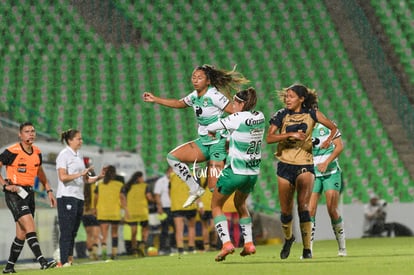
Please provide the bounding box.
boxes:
[319,128,327,136]
[203,98,209,107]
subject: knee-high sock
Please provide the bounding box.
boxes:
[240,217,253,244]
[332,217,346,250]
[5,237,25,269]
[310,216,316,251]
[299,211,312,250]
[26,232,46,264]
[214,215,231,244]
[280,214,293,240]
[167,154,199,193]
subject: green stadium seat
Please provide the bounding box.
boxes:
[1,0,413,209]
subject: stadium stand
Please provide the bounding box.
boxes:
[0,0,413,213]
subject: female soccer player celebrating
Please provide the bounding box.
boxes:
[143,64,249,208]
[206,87,265,262]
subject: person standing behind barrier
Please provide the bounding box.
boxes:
[154,166,176,255]
[169,172,198,255]
[121,171,154,256]
[206,88,265,262]
[56,128,104,267]
[266,84,338,260]
[308,122,346,257]
[143,64,250,208]
[94,165,124,260]
[82,179,101,260]
[196,166,216,252]
[0,122,57,273]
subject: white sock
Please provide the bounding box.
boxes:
[214,215,231,244]
[240,217,253,243]
[332,221,346,250]
[167,154,199,193]
[310,221,315,251]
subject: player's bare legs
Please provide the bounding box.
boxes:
[207,160,224,190]
[309,192,320,251]
[325,190,346,256]
[296,172,314,259]
[167,141,207,207]
[278,177,296,259]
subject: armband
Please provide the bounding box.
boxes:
[46,189,53,194]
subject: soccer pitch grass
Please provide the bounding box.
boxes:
[16,237,414,275]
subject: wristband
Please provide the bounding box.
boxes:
[46,189,53,193]
[198,202,204,208]
[2,184,7,192]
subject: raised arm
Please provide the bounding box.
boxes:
[143,92,187,109]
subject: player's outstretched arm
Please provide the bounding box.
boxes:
[143,92,187,109]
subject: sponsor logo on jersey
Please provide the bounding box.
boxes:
[245,117,265,126]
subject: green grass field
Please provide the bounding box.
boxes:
[14,237,414,275]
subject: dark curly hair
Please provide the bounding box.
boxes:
[193,64,250,99]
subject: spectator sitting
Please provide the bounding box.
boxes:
[362,194,393,237]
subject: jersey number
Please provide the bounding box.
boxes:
[247,140,261,155]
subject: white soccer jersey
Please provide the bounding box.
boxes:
[182,86,229,144]
[312,123,341,176]
[206,110,265,175]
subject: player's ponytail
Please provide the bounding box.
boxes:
[234,87,257,111]
[195,64,250,99]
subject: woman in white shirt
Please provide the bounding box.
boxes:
[56,129,104,266]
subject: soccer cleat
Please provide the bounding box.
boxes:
[240,242,256,257]
[301,249,312,259]
[2,267,16,274]
[338,248,347,257]
[40,259,57,270]
[183,188,205,208]
[215,242,235,262]
[280,236,295,259]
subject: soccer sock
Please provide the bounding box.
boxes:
[214,215,231,244]
[167,154,199,193]
[26,232,47,264]
[332,217,346,250]
[5,237,25,269]
[299,211,312,250]
[280,214,293,240]
[101,243,107,259]
[310,216,316,251]
[92,243,98,255]
[112,238,118,257]
[240,217,253,244]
